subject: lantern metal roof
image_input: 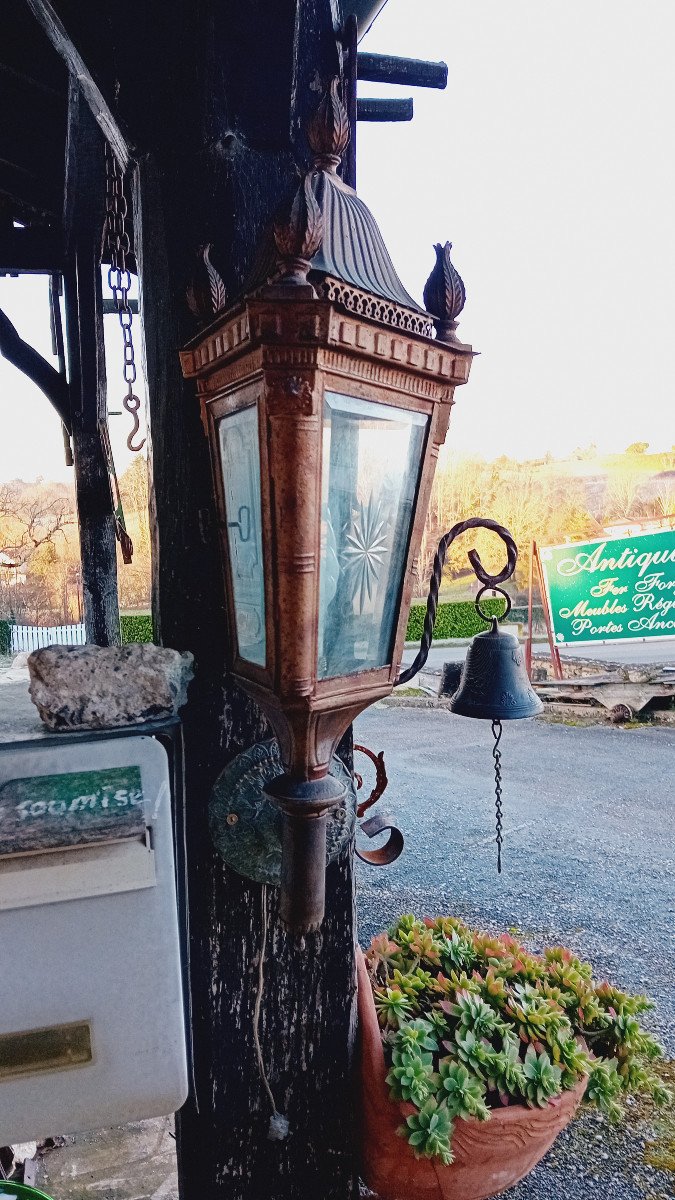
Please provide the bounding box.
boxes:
[246,77,431,334]
[342,2,390,41]
[308,167,422,313]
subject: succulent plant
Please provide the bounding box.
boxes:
[437,1060,490,1121]
[365,913,669,1165]
[401,1098,455,1166]
[442,989,504,1039]
[585,1059,624,1121]
[387,1050,437,1105]
[439,929,476,972]
[484,1036,527,1102]
[374,986,414,1029]
[395,1018,439,1057]
[522,1045,563,1106]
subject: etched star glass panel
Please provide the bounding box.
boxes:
[218,405,266,666]
[318,392,427,678]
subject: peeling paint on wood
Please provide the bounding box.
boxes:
[131,4,357,1194]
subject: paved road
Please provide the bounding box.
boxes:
[355,706,674,1200]
[402,639,675,672]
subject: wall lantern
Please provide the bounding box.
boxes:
[180,80,534,934]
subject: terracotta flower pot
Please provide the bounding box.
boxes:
[357,949,587,1200]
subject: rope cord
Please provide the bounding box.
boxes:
[252,886,289,1140]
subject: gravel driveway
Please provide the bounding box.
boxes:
[355,706,674,1200]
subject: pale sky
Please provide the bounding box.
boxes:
[1,0,673,482]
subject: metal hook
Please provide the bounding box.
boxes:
[397,517,518,686]
[123,391,146,452]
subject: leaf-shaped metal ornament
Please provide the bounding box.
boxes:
[423,241,466,344]
[273,173,323,286]
[186,243,227,323]
[307,76,350,172]
[204,244,227,313]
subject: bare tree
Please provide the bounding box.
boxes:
[0,483,73,565]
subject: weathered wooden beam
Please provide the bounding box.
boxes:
[0,158,60,218]
[102,297,138,315]
[23,0,131,168]
[343,14,358,189]
[357,51,448,89]
[131,3,357,1197]
[64,82,120,646]
[0,304,70,428]
[0,59,61,98]
[0,226,64,274]
[357,96,413,121]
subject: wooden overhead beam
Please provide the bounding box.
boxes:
[0,159,60,219]
[357,96,413,121]
[0,304,70,428]
[0,58,62,98]
[0,226,64,273]
[357,51,448,89]
[23,0,131,168]
[63,80,120,646]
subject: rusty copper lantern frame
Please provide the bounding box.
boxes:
[180,79,475,934]
[181,295,473,931]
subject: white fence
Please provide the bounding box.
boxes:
[9,623,86,654]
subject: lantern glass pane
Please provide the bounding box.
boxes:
[217,405,266,666]
[318,392,427,679]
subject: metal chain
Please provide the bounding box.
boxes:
[491,718,504,873]
[104,143,145,453]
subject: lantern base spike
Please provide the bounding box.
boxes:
[279,811,329,935]
[265,772,346,936]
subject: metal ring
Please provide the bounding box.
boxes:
[475,584,512,622]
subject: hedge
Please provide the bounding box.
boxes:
[406,597,507,642]
[0,620,11,655]
[120,613,154,644]
[509,604,545,630]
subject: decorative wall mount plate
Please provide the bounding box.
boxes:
[210,740,356,886]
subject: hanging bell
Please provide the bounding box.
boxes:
[449,618,543,721]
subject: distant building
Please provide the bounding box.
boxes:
[0,553,27,585]
[601,514,675,538]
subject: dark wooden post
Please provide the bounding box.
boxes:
[26,2,358,1194]
[63,81,120,646]
[132,4,357,1198]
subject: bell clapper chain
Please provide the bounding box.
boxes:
[491,718,504,873]
[397,517,542,875]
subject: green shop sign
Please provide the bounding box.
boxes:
[539,529,675,646]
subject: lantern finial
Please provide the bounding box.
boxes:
[186,244,228,324]
[273,172,323,287]
[307,77,350,172]
[423,241,466,345]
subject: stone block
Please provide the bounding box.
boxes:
[27,643,194,731]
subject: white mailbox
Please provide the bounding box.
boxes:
[0,728,188,1144]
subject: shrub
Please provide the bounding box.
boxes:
[120,613,154,644]
[508,605,545,629]
[0,619,11,656]
[365,915,670,1167]
[406,598,507,642]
